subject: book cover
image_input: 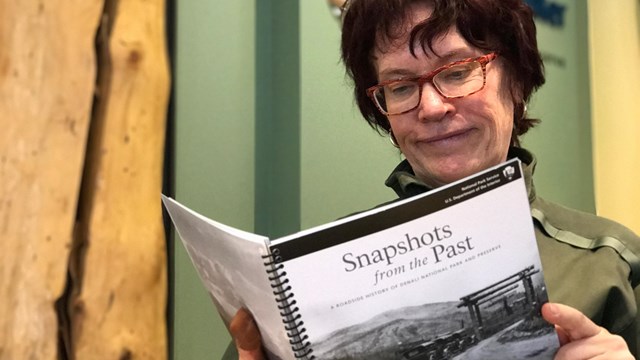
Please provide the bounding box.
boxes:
[163,159,559,360]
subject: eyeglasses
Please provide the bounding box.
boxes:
[367,53,498,116]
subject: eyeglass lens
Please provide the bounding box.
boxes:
[374,60,485,115]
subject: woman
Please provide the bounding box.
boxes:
[227,0,639,358]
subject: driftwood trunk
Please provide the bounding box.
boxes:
[70,0,169,358]
[0,0,169,358]
[0,1,103,359]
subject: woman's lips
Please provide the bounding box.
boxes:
[423,128,474,144]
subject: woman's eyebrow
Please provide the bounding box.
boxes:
[378,68,419,80]
[377,48,478,80]
[430,48,478,64]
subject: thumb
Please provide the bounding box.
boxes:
[229,308,264,360]
[542,302,603,344]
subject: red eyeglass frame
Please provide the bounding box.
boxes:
[366,52,499,116]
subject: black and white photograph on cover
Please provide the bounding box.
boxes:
[309,265,556,360]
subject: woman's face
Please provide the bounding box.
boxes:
[372,4,515,188]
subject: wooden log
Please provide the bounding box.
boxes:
[70,0,170,357]
[0,1,103,359]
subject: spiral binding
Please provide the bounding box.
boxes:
[263,248,315,359]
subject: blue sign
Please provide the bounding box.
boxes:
[525,0,566,27]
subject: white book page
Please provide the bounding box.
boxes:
[162,196,296,360]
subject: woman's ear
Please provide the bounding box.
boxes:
[327,0,348,22]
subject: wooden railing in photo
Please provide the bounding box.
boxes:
[0,0,170,359]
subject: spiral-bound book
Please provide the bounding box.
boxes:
[162,159,559,360]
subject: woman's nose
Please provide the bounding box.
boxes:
[416,83,449,122]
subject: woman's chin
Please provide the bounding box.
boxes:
[416,165,479,188]
[413,153,505,187]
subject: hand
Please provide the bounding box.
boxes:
[229,308,265,360]
[542,302,633,359]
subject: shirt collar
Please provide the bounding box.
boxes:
[385,146,537,203]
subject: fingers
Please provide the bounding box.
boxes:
[542,302,602,343]
[553,333,632,360]
[229,308,264,360]
[542,303,633,360]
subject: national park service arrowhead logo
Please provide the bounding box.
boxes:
[502,165,515,180]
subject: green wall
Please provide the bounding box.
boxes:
[174,1,593,358]
[299,2,400,228]
[174,2,255,358]
[522,0,594,212]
